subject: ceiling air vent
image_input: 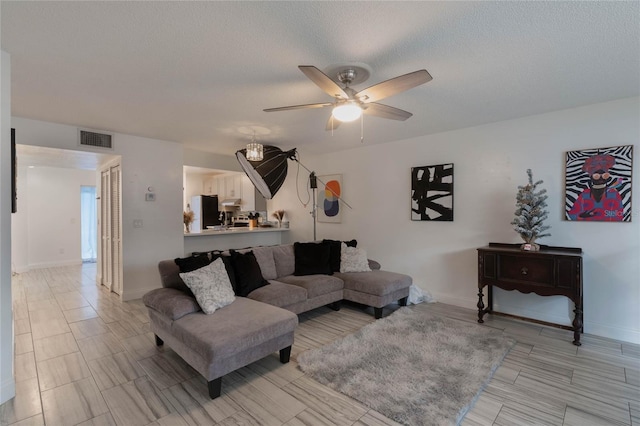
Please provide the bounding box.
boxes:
[78,129,113,150]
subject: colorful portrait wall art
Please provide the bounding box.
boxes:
[317,174,342,223]
[411,163,454,221]
[565,145,633,222]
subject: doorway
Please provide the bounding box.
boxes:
[81,185,97,263]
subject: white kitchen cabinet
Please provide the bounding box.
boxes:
[241,175,266,212]
[207,175,226,198]
[223,174,242,199]
[215,176,225,197]
[204,176,216,195]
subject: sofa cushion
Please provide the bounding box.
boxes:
[272,244,295,278]
[335,270,412,296]
[171,297,298,361]
[158,260,194,296]
[230,250,270,297]
[247,247,278,280]
[323,239,357,273]
[175,254,211,273]
[277,274,344,298]
[143,287,201,320]
[247,281,307,308]
[294,241,332,276]
[179,258,236,314]
[340,242,371,273]
[210,252,238,295]
[368,259,381,270]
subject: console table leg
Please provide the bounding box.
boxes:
[572,303,583,346]
[477,288,485,323]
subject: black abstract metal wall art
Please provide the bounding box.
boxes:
[411,163,454,221]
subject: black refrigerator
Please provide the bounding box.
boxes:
[191,195,221,231]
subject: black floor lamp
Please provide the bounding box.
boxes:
[236,145,351,240]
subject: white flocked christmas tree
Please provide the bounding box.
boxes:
[511,169,551,251]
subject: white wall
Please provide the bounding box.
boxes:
[19,167,95,269]
[11,117,184,301]
[0,50,15,404]
[10,165,27,273]
[275,97,640,343]
[184,148,241,172]
[184,172,205,211]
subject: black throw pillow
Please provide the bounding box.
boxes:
[210,251,238,295]
[323,239,358,272]
[174,254,211,273]
[230,250,269,297]
[294,241,332,276]
[173,254,212,297]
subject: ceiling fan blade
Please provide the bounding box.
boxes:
[264,102,332,112]
[363,103,413,121]
[325,114,341,131]
[299,66,349,99]
[356,69,432,103]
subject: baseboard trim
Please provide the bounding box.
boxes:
[430,292,640,344]
[0,377,16,405]
[28,260,83,270]
[12,265,29,274]
[585,321,640,345]
[429,292,475,310]
[122,285,158,302]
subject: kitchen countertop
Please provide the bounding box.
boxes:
[184,227,289,237]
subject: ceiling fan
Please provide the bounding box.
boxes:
[264,65,433,130]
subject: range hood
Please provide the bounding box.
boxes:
[221,198,241,206]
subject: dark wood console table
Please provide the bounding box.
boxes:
[477,242,583,345]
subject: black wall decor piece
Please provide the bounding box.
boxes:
[11,128,16,213]
[411,163,454,221]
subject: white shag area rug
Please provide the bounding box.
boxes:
[297,308,515,426]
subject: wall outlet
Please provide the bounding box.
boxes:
[133,219,143,228]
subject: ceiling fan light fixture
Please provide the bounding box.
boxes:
[332,103,362,122]
[246,140,264,161]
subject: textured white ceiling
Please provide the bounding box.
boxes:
[2,1,639,157]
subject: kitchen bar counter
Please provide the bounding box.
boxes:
[184,227,289,255]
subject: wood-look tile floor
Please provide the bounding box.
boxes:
[1,264,639,426]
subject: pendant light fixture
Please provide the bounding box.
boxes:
[245,132,264,161]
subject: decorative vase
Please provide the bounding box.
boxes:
[520,242,540,251]
[185,223,190,233]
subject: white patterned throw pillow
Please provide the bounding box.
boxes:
[179,257,235,314]
[340,242,372,273]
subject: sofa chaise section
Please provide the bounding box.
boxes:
[148,260,299,399]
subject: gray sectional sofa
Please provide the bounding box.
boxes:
[143,242,412,399]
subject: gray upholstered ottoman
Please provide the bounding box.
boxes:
[336,270,412,318]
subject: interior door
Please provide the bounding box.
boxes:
[110,164,123,295]
[100,169,112,290]
[99,162,123,295]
